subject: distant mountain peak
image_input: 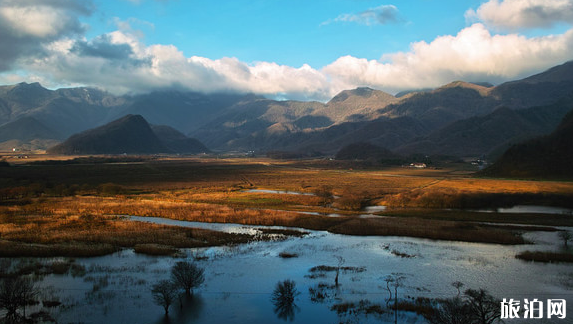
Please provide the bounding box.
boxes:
[47,114,170,155]
[438,81,492,95]
[328,87,394,104]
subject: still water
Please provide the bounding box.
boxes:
[21,217,573,324]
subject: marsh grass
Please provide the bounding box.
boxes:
[0,196,533,249]
[133,244,178,256]
[0,206,256,257]
[1,158,572,254]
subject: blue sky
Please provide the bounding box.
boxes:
[1,0,573,100]
[87,0,482,68]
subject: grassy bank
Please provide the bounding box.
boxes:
[0,210,257,257]
[0,196,530,247]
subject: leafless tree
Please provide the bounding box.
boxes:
[383,273,405,324]
[0,276,38,322]
[451,281,464,297]
[334,256,345,287]
[426,296,472,324]
[464,288,501,324]
[151,279,178,316]
[171,261,205,296]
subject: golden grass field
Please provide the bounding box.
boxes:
[1,155,572,256]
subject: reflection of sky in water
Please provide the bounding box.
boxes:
[474,205,573,215]
[244,189,316,196]
[25,218,573,324]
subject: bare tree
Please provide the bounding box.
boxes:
[0,276,37,322]
[425,288,501,324]
[426,296,472,324]
[451,281,464,297]
[464,288,501,324]
[558,230,572,248]
[383,273,405,324]
[334,256,345,287]
[151,280,178,316]
[384,276,394,307]
[171,261,205,296]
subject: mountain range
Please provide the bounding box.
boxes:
[2,60,573,158]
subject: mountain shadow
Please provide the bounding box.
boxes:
[482,109,573,179]
[47,115,171,154]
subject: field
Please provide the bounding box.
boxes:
[1,155,573,257]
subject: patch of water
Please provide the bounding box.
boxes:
[12,218,573,324]
[244,189,315,196]
[472,205,573,215]
[363,205,387,213]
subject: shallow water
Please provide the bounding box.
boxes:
[12,217,573,324]
[473,205,573,215]
[244,189,316,196]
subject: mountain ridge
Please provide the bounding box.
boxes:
[3,60,573,157]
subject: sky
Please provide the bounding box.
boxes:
[1,0,573,101]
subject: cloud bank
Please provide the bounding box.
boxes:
[1,0,573,101]
[466,0,573,31]
[325,23,573,94]
[0,0,93,71]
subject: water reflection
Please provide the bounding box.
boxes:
[154,294,204,324]
[271,280,300,322]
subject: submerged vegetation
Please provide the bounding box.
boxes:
[515,251,573,263]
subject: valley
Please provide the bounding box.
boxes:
[0,156,572,323]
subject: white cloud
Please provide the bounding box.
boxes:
[14,23,573,100]
[22,31,333,100]
[466,0,573,31]
[323,5,400,26]
[3,0,573,102]
[323,23,573,94]
[0,0,93,71]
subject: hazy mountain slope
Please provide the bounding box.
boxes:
[150,125,209,153]
[48,115,170,154]
[490,61,573,109]
[0,116,62,142]
[335,142,400,162]
[482,109,573,179]
[397,94,573,157]
[374,82,496,130]
[112,91,252,134]
[191,98,327,149]
[0,83,126,136]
